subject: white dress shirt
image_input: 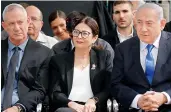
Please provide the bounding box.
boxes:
[131,33,171,108]
[36,32,58,48]
[68,65,94,102]
[53,36,62,42]
[117,27,134,43]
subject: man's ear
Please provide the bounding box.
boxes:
[2,21,7,30]
[27,16,31,25]
[160,18,166,30]
[40,21,44,29]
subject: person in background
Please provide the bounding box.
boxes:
[102,1,136,50]
[52,11,114,61]
[49,16,113,112]
[111,3,171,112]
[130,0,145,13]
[164,21,171,33]
[1,3,53,112]
[48,10,70,41]
[26,5,58,48]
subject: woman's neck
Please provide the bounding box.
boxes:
[75,48,90,58]
[74,48,90,70]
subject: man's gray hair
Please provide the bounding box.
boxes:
[136,3,163,20]
[2,3,27,21]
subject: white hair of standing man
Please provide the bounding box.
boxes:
[2,3,27,21]
[136,3,164,21]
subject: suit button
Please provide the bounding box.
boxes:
[149,88,153,91]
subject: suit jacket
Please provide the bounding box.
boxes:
[111,31,171,111]
[52,38,114,63]
[49,48,113,112]
[101,27,137,50]
[1,38,53,111]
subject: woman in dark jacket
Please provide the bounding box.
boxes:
[49,17,113,112]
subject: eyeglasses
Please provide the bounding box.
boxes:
[72,29,91,39]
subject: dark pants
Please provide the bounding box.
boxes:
[55,107,76,112]
[119,105,171,112]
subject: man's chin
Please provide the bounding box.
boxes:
[28,32,34,35]
[118,25,128,29]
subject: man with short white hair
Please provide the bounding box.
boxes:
[26,5,58,48]
[1,3,53,112]
[111,3,171,112]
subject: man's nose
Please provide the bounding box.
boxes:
[57,27,63,33]
[14,23,20,31]
[119,12,124,18]
[141,24,148,32]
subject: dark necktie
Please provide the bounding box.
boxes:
[3,47,19,110]
[145,44,154,84]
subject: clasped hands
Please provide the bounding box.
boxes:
[137,91,167,112]
[68,99,96,112]
[3,106,19,112]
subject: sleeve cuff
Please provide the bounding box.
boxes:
[130,94,142,109]
[162,92,171,104]
[15,103,26,112]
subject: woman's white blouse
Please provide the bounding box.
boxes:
[68,64,94,102]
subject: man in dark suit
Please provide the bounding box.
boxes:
[111,3,171,112]
[102,1,137,50]
[1,3,53,112]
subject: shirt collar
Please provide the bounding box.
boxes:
[36,32,46,43]
[71,39,74,49]
[54,36,62,41]
[116,26,134,38]
[140,32,161,51]
[8,38,28,52]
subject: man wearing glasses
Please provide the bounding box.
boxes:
[26,5,58,48]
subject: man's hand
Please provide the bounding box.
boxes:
[84,99,96,112]
[3,106,18,112]
[138,92,159,111]
[137,91,168,111]
[146,92,167,106]
[68,101,84,112]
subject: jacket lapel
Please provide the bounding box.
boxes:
[114,29,120,45]
[90,49,98,85]
[18,38,36,73]
[63,39,72,53]
[131,37,150,86]
[1,39,8,83]
[66,50,74,95]
[133,27,137,37]
[152,31,170,85]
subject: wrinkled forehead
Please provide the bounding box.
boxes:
[4,9,27,22]
[4,8,27,21]
[136,8,158,20]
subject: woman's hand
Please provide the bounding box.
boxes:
[68,101,84,112]
[84,99,96,112]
